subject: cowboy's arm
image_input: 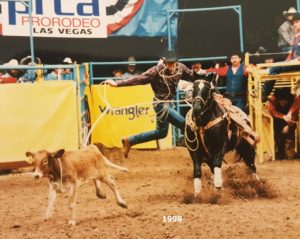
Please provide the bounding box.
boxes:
[107,66,156,87]
[205,66,229,77]
[288,96,300,114]
[181,63,195,82]
[268,97,285,119]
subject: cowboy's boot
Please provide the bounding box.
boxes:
[122,138,131,158]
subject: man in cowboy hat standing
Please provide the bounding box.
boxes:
[278,7,296,52]
[106,50,196,158]
[269,11,300,75]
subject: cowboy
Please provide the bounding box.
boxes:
[268,87,300,159]
[106,50,196,158]
[123,56,142,77]
[278,7,296,52]
[269,11,300,75]
[198,53,251,112]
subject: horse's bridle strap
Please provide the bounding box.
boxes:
[199,127,211,156]
[203,112,228,131]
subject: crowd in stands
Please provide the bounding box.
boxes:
[0,56,75,84]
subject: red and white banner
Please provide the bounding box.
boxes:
[0,0,144,38]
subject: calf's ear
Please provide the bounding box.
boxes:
[54,149,65,158]
[25,151,33,157]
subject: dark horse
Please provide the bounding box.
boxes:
[184,80,257,195]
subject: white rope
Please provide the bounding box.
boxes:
[184,123,199,152]
[57,158,65,192]
[83,106,111,147]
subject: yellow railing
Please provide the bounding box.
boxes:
[245,53,300,162]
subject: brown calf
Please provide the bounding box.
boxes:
[26,144,128,225]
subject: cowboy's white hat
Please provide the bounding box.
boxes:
[4,59,19,66]
[63,57,72,64]
[283,7,297,17]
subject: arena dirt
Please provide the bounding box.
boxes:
[0,147,300,239]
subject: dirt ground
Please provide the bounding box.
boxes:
[0,147,300,239]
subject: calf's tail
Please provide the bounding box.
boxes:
[91,144,129,172]
[102,156,130,173]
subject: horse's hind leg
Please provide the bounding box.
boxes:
[236,139,257,173]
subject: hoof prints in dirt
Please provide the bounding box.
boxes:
[147,194,179,203]
[182,192,225,205]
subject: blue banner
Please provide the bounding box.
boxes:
[110,0,178,37]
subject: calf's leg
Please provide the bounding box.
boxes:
[93,179,106,199]
[101,175,127,208]
[45,183,57,220]
[68,182,78,225]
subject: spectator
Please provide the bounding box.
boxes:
[278,7,296,52]
[123,56,142,77]
[61,57,74,80]
[268,87,300,159]
[0,59,19,84]
[199,53,251,112]
[18,55,42,83]
[269,12,300,75]
[113,69,123,78]
[106,50,196,158]
[191,62,202,73]
[44,68,62,80]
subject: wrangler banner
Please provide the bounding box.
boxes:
[0,81,79,166]
[86,85,172,148]
[0,0,177,38]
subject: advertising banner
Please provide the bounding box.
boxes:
[87,85,172,148]
[0,0,177,38]
[0,81,79,165]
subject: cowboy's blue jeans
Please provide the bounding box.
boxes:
[128,102,185,146]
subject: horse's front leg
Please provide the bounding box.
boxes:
[189,150,202,197]
[211,146,227,189]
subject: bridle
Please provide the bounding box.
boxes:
[192,81,212,119]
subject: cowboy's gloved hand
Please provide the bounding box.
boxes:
[106,79,117,87]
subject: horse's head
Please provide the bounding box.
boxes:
[192,80,212,124]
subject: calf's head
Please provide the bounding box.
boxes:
[26,149,65,178]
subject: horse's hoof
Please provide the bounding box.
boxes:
[215,187,222,190]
